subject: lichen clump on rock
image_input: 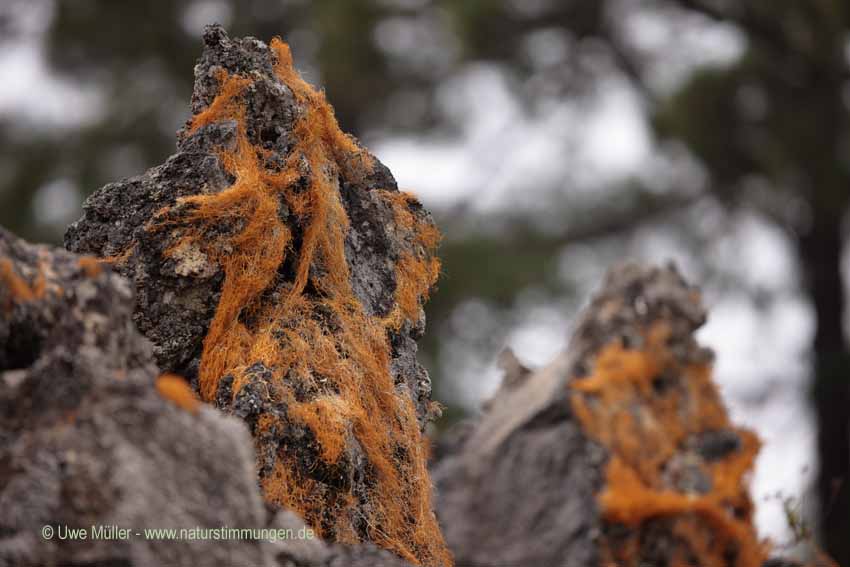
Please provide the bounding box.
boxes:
[568,267,767,567]
[432,263,774,567]
[66,25,448,567]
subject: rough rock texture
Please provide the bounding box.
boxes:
[1,227,418,567]
[433,263,771,567]
[65,25,448,566]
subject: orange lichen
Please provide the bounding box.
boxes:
[78,256,103,278]
[288,397,352,463]
[98,245,135,267]
[142,37,447,566]
[571,322,767,567]
[0,258,46,306]
[189,71,252,133]
[380,190,441,328]
[156,374,201,415]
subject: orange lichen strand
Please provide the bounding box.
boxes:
[570,323,767,567]
[390,253,440,325]
[288,397,352,463]
[156,374,201,415]
[98,244,135,268]
[383,190,442,250]
[143,38,447,566]
[78,256,103,278]
[602,457,766,565]
[0,258,46,304]
[188,71,252,134]
[380,190,441,327]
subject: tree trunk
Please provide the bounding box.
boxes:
[798,213,850,567]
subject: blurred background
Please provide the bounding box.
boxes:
[1,0,848,562]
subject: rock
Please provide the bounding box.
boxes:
[0,226,418,567]
[65,25,448,566]
[433,263,769,567]
[0,227,263,566]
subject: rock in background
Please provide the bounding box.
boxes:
[433,264,776,567]
[65,25,448,566]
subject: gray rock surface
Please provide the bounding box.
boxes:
[0,226,266,566]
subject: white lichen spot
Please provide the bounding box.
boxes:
[170,241,216,278]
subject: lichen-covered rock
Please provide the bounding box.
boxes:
[66,25,449,566]
[433,263,769,567]
[0,227,417,567]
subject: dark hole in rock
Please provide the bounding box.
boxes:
[2,322,43,372]
[651,368,677,395]
[692,429,741,461]
[260,125,281,145]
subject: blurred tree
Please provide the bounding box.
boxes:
[0,0,847,560]
[651,3,850,561]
